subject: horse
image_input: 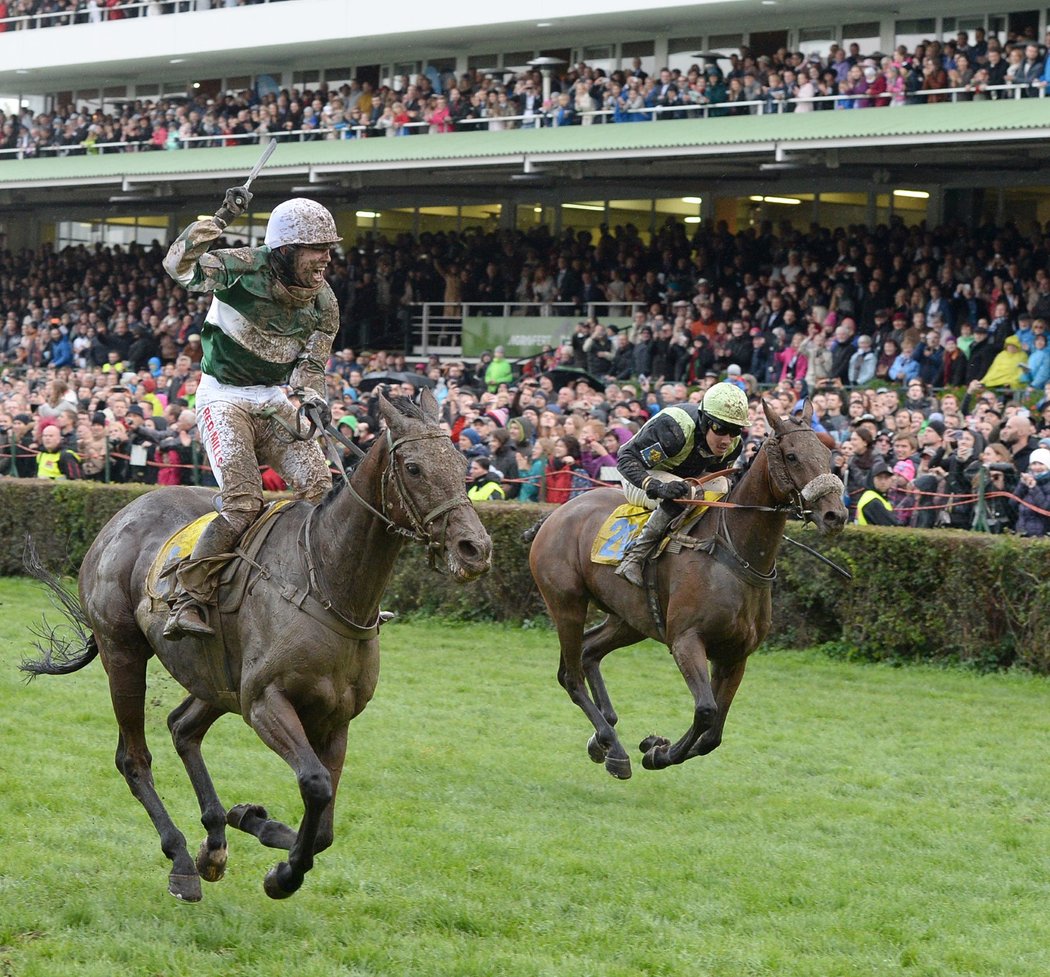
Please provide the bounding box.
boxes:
[527,400,847,780]
[22,390,492,901]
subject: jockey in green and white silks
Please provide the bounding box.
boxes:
[614,382,748,586]
[159,193,341,640]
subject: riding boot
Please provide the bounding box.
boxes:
[614,503,677,587]
[163,515,245,640]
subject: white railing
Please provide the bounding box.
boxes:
[0,80,1042,162]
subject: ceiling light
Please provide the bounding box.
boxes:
[169,58,185,64]
[893,189,929,199]
[562,203,604,212]
[681,196,702,204]
[749,195,801,205]
[684,216,702,224]
[355,210,380,219]
[537,21,552,27]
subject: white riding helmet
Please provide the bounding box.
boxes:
[264,198,342,249]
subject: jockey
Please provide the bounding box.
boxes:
[614,381,748,586]
[159,193,340,640]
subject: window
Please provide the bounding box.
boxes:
[842,22,882,57]
[798,26,837,59]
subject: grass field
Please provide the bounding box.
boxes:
[1,576,1048,977]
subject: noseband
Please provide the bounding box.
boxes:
[763,427,844,525]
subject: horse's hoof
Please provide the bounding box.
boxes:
[263,863,297,900]
[168,872,202,902]
[604,754,632,780]
[586,733,607,763]
[227,803,267,830]
[642,746,671,771]
[639,734,670,753]
[196,840,227,883]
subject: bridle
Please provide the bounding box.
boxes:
[338,427,474,569]
[761,425,844,526]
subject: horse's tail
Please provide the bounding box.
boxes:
[520,513,552,546]
[19,536,98,679]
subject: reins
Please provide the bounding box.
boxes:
[673,423,849,582]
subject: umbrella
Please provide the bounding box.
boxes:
[541,367,608,392]
[357,371,436,393]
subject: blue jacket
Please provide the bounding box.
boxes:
[888,352,920,383]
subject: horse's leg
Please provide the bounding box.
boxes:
[104,643,201,901]
[687,659,749,758]
[167,695,229,883]
[555,606,632,779]
[247,686,336,899]
[581,615,643,728]
[641,628,718,771]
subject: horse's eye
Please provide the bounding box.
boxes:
[786,452,798,463]
[405,463,422,477]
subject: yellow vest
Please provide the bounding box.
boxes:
[855,488,893,525]
[468,480,505,502]
[36,448,78,480]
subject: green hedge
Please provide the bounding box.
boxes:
[4,481,1049,673]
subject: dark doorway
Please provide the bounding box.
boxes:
[1007,10,1039,44]
[356,65,380,89]
[748,30,789,59]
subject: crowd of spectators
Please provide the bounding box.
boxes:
[5,27,1050,159]
[0,0,262,31]
[3,210,1050,535]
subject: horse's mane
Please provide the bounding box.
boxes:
[386,395,428,422]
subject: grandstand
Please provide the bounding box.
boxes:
[2,1,1050,354]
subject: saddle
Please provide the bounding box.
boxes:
[146,499,296,613]
[589,490,722,566]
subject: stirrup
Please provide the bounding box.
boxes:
[163,604,215,639]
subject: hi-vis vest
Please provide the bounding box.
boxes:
[855,488,893,525]
[36,449,78,480]
[468,479,505,502]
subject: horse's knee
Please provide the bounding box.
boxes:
[298,768,333,809]
[694,703,718,731]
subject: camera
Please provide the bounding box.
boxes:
[988,463,1015,475]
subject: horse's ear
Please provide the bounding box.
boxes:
[799,398,814,426]
[761,398,786,434]
[377,391,403,433]
[419,385,440,423]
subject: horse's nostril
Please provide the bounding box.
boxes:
[458,540,482,561]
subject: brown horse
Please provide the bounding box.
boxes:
[23,390,491,901]
[527,401,847,779]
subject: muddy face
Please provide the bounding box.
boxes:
[291,246,332,288]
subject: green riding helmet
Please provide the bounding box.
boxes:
[701,382,749,428]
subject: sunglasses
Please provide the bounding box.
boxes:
[709,418,743,437]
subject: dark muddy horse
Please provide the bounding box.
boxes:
[527,400,847,779]
[23,390,491,901]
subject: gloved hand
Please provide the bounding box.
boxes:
[213,185,253,227]
[645,478,691,501]
[297,389,332,430]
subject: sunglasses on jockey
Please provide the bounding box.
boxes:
[707,417,743,437]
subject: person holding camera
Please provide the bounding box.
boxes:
[614,382,747,586]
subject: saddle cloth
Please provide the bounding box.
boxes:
[590,490,724,565]
[146,499,296,607]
